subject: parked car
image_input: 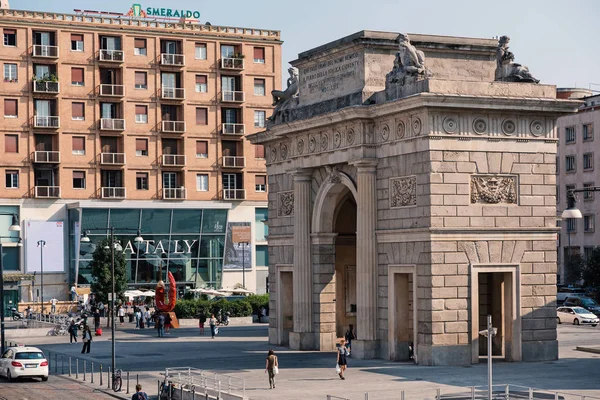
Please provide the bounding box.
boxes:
[557,287,587,303]
[564,296,600,316]
[0,346,49,381]
[556,306,599,327]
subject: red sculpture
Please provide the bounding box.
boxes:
[156,271,177,312]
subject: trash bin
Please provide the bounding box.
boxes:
[128,313,134,323]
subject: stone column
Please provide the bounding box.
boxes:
[289,169,315,350]
[352,159,379,358]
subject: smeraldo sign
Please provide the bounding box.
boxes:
[127,3,201,19]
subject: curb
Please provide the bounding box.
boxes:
[59,373,130,400]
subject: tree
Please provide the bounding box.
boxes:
[90,238,128,304]
[564,254,584,286]
[583,247,600,289]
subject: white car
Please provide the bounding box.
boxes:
[0,346,48,382]
[557,306,599,327]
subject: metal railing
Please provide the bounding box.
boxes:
[100,118,125,130]
[99,84,124,96]
[222,189,245,200]
[35,186,61,198]
[34,151,60,163]
[222,123,245,135]
[162,154,186,166]
[33,116,60,128]
[161,53,185,66]
[101,187,126,199]
[33,81,59,93]
[32,45,59,58]
[161,367,246,400]
[99,49,124,62]
[222,156,245,168]
[162,120,186,133]
[221,57,244,70]
[100,152,126,165]
[161,86,185,100]
[163,188,187,200]
[221,90,245,102]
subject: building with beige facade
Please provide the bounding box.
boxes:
[0,6,280,307]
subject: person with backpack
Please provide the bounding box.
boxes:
[156,313,165,337]
[68,320,78,344]
[81,325,92,354]
[131,383,148,400]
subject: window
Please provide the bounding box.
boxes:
[255,144,265,159]
[221,45,235,58]
[5,134,18,153]
[134,72,147,89]
[254,78,265,96]
[256,245,268,266]
[72,102,85,120]
[71,34,84,51]
[3,29,16,46]
[583,153,593,170]
[134,38,147,56]
[72,136,85,155]
[3,63,17,81]
[73,171,86,189]
[196,174,208,191]
[195,75,207,93]
[253,47,265,64]
[565,126,575,143]
[255,175,266,192]
[583,123,593,141]
[566,218,576,233]
[5,170,18,188]
[195,43,207,60]
[135,138,148,156]
[4,99,17,117]
[565,155,576,172]
[583,182,594,201]
[136,172,149,190]
[196,108,208,125]
[135,105,148,123]
[584,215,595,233]
[196,140,208,158]
[254,110,266,128]
[71,67,84,86]
[584,246,594,261]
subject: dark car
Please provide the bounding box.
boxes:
[564,296,600,316]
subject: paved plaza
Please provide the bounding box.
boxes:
[4,323,598,400]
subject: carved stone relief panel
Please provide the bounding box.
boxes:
[278,191,294,216]
[389,175,417,208]
[470,175,517,204]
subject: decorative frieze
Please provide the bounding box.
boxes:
[278,191,294,216]
[470,175,517,204]
[390,175,417,208]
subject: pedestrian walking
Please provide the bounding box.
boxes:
[139,310,145,329]
[344,325,356,356]
[93,310,101,331]
[131,383,149,400]
[261,307,267,323]
[264,349,279,389]
[336,339,348,380]
[209,314,217,339]
[118,305,125,324]
[81,325,92,354]
[98,301,105,317]
[50,297,58,314]
[68,320,78,344]
[135,308,141,329]
[198,313,206,335]
[164,313,171,334]
[156,313,165,337]
[145,309,152,328]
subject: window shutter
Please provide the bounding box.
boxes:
[135,72,146,85]
[196,108,207,125]
[253,47,265,60]
[71,68,84,82]
[71,34,83,41]
[72,137,85,151]
[196,140,208,154]
[255,175,266,185]
[134,38,146,48]
[72,102,84,118]
[255,145,265,159]
[135,105,147,115]
[5,135,18,153]
[136,138,148,151]
[3,29,16,35]
[73,171,85,179]
[4,99,17,116]
[196,75,207,84]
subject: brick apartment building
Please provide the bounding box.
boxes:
[0,4,280,304]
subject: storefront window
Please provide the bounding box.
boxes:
[108,209,140,231]
[1,247,19,271]
[81,208,108,232]
[172,209,202,233]
[201,209,227,234]
[255,208,268,242]
[0,205,19,240]
[141,209,171,234]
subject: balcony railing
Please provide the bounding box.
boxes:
[222,156,245,168]
[221,91,245,103]
[33,116,60,128]
[161,120,186,133]
[161,53,185,66]
[100,152,126,165]
[221,123,245,135]
[161,86,185,100]
[100,118,125,131]
[223,189,246,200]
[220,57,244,70]
[35,186,61,198]
[163,188,187,200]
[32,45,59,58]
[33,81,59,93]
[99,84,124,97]
[101,187,126,199]
[33,151,60,163]
[99,49,124,62]
[162,154,186,167]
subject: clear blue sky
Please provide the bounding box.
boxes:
[11,0,600,90]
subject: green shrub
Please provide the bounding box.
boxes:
[246,294,269,315]
[174,298,253,319]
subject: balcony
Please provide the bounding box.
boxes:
[101,187,126,199]
[161,86,185,100]
[163,187,187,200]
[161,121,186,133]
[160,53,185,66]
[223,189,246,200]
[162,154,186,167]
[99,49,124,63]
[222,156,245,168]
[100,118,125,131]
[220,58,244,70]
[32,45,59,58]
[99,84,124,97]
[100,152,126,165]
[33,151,60,163]
[33,116,60,128]
[221,123,245,135]
[33,81,59,94]
[35,186,61,198]
[221,91,245,103]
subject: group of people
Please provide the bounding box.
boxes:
[67,320,93,354]
[197,313,219,339]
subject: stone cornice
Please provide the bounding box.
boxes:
[376,227,558,243]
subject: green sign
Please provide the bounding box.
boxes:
[127,3,201,19]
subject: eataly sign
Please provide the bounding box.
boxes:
[122,239,197,254]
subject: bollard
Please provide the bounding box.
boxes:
[127,371,130,394]
[555,393,559,400]
[192,387,195,400]
[471,386,475,400]
[137,373,139,385]
[228,376,231,392]
[365,393,369,400]
[401,391,405,400]
[107,367,111,389]
[91,362,94,383]
[505,384,510,400]
[529,388,533,400]
[83,360,86,381]
[157,380,161,398]
[69,357,72,377]
[437,388,441,400]
[100,365,103,386]
[180,384,183,399]
[76,358,79,379]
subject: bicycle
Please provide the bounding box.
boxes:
[112,369,122,392]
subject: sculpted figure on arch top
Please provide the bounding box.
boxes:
[386,33,432,85]
[495,36,539,83]
[269,67,300,121]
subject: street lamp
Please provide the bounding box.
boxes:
[0,213,21,354]
[479,315,498,400]
[79,227,143,390]
[37,240,46,314]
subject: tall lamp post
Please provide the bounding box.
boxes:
[0,213,22,354]
[37,240,46,314]
[80,228,143,390]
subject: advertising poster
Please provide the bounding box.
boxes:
[223,222,252,270]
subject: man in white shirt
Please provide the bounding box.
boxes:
[50,297,58,314]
